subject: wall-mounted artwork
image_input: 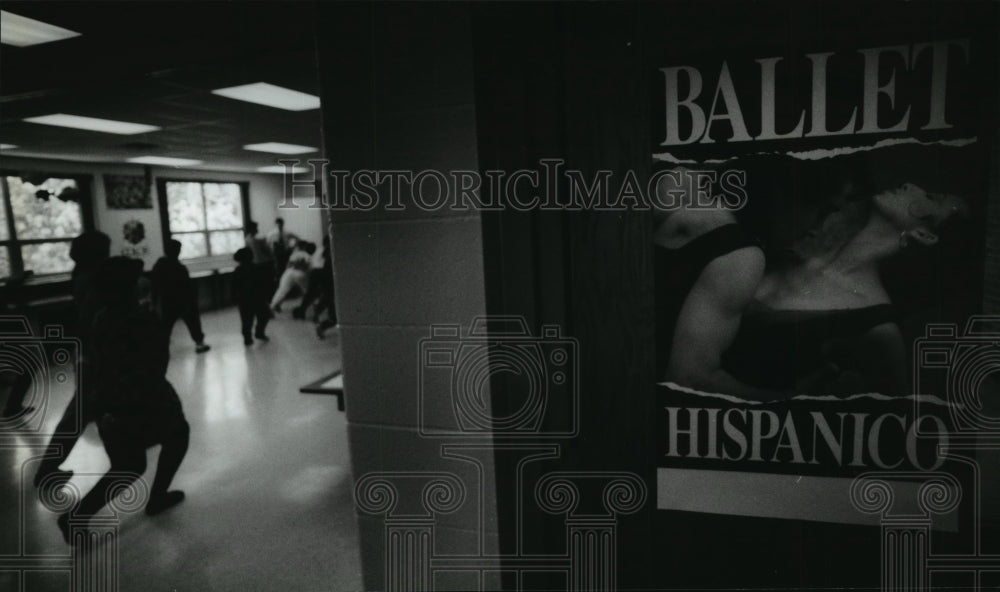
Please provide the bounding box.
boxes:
[104,174,151,209]
[123,219,146,245]
[120,218,150,260]
[649,7,991,534]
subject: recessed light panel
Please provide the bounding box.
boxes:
[244,142,317,155]
[212,83,320,111]
[127,156,202,167]
[1,11,81,47]
[24,114,160,135]
[257,165,310,174]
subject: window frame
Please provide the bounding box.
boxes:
[155,178,251,264]
[0,170,95,281]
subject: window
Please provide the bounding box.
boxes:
[159,180,248,261]
[0,172,90,279]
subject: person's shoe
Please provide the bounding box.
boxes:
[195,343,211,354]
[34,468,73,490]
[57,512,72,545]
[145,490,185,516]
[316,325,325,340]
[244,336,254,346]
[271,304,282,314]
[255,333,269,342]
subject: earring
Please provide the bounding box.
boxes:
[899,230,909,248]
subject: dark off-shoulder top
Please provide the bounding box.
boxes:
[721,303,898,391]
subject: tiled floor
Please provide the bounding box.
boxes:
[0,306,363,592]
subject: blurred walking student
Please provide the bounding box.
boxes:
[293,235,333,321]
[245,220,274,269]
[233,248,271,345]
[270,241,315,312]
[58,256,189,543]
[293,234,338,339]
[245,220,277,308]
[267,217,298,279]
[152,239,210,353]
[34,231,110,488]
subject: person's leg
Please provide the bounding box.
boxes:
[181,303,208,351]
[275,249,290,280]
[34,391,90,485]
[312,298,327,323]
[292,270,309,303]
[257,265,278,309]
[254,297,271,339]
[58,421,146,543]
[269,270,296,309]
[293,270,322,319]
[76,429,147,517]
[161,309,180,342]
[146,417,189,515]
[238,302,254,345]
[314,278,338,338]
[317,317,338,339]
[311,278,330,319]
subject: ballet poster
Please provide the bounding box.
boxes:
[650,5,996,525]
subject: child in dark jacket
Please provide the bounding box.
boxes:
[35,231,110,488]
[152,239,210,353]
[58,257,189,543]
[233,247,271,345]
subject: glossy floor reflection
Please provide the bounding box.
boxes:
[0,306,362,592]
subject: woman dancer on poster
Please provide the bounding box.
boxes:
[721,181,969,396]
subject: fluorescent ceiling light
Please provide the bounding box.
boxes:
[257,165,310,174]
[244,142,317,155]
[1,10,81,47]
[0,144,17,150]
[212,82,320,111]
[127,156,202,167]
[24,113,160,135]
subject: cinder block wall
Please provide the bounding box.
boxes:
[317,4,499,590]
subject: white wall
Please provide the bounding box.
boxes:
[0,155,324,271]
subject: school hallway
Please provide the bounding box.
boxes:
[0,306,362,592]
